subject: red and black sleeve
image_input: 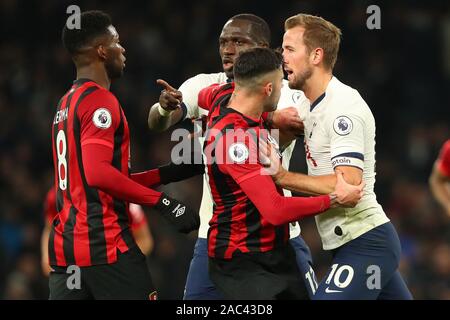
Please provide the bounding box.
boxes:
[217,131,330,226]
[78,90,162,206]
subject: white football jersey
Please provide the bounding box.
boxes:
[177,72,308,239]
[303,76,389,250]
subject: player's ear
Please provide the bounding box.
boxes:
[264,82,273,97]
[310,47,324,66]
[97,45,107,60]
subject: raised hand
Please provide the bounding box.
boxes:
[157,79,183,111]
[259,138,285,180]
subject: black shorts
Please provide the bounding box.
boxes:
[49,246,156,300]
[209,243,309,300]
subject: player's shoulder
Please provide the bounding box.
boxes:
[327,77,364,104]
[76,86,121,122]
[82,85,119,106]
[182,72,228,88]
[214,116,260,154]
[212,81,234,96]
[326,77,371,116]
[210,109,258,134]
[198,82,234,111]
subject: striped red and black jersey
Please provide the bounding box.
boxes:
[44,186,148,231]
[437,139,450,178]
[50,79,135,267]
[44,186,58,226]
[203,87,289,259]
[198,82,234,125]
[198,82,272,129]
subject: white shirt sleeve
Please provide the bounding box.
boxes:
[178,73,221,120]
[326,107,366,170]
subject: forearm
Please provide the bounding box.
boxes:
[276,171,336,195]
[41,224,51,276]
[83,144,162,206]
[131,153,204,188]
[148,103,181,132]
[158,152,204,184]
[130,169,161,188]
[133,227,154,256]
[263,193,330,225]
[240,174,330,226]
[41,225,50,262]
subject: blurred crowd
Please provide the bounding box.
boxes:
[0,0,449,299]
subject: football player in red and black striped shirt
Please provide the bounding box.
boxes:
[41,187,154,276]
[203,48,363,299]
[49,11,198,300]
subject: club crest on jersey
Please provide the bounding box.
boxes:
[333,116,353,136]
[229,143,249,163]
[292,91,302,103]
[93,108,112,129]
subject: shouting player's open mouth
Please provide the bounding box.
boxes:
[284,67,294,80]
[222,57,233,70]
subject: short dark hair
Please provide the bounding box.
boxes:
[233,47,282,83]
[230,14,271,45]
[62,10,112,55]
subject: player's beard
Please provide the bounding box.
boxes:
[105,58,124,80]
[224,65,234,79]
[289,65,313,91]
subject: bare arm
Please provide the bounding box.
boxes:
[275,165,362,195]
[40,221,52,277]
[148,103,184,132]
[273,164,363,207]
[259,138,364,207]
[133,224,154,256]
[275,170,336,195]
[238,173,331,226]
[429,162,450,217]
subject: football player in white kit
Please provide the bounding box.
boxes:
[275,13,412,299]
[148,14,319,299]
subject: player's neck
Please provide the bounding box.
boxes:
[228,90,263,120]
[303,70,332,103]
[76,64,111,90]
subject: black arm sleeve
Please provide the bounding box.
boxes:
[158,149,205,184]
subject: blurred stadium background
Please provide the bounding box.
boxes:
[0,0,449,299]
